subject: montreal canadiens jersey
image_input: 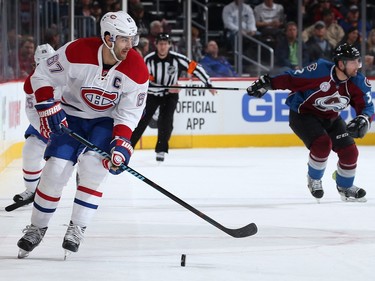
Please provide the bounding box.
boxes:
[31,37,149,134]
[271,59,374,119]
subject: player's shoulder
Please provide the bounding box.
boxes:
[315,59,334,69]
[350,72,371,90]
[65,37,102,65]
[301,59,333,76]
[116,48,149,84]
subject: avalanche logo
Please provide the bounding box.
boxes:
[313,92,350,112]
[81,88,118,111]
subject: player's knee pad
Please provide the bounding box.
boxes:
[336,143,358,166]
[77,151,108,189]
[37,157,75,197]
[310,134,332,159]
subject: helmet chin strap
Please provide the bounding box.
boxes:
[103,39,121,62]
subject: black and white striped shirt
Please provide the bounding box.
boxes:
[144,50,212,96]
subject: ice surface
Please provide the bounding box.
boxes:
[1,147,374,281]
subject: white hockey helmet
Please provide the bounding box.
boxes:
[100,11,139,47]
[34,43,55,64]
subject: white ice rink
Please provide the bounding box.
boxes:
[1,147,374,281]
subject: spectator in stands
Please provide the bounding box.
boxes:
[100,0,120,14]
[0,44,15,81]
[302,9,344,49]
[134,37,149,57]
[177,26,203,62]
[10,36,35,78]
[364,29,375,76]
[129,1,171,38]
[310,0,343,24]
[199,40,238,77]
[277,0,298,23]
[305,21,333,63]
[253,0,285,45]
[336,26,361,51]
[75,0,94,17]
[7,28,22,53]
[128,2,149,36]
[75,0,97,37]
[147,20,164,53]
[338,5,371,37]
[339,0,361,18]
[44,25,61,50]
[91,1,103,33]
[302,0,319,26]
[222,0,257,50]
[272,21,309,75]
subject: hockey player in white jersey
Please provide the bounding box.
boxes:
[12,44,56,205]
[17,11,149,258]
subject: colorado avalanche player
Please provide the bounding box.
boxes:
[247,43,374,202]
[12,44,56,206]
[17,11,149,258]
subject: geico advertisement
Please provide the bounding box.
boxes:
[142,79,375,136]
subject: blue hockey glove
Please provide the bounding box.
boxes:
[346,115,371,138]
[103,136,133,175]
[35,99,67,139]
[246,74,272,98]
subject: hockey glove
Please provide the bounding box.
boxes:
[346,115,371,138]
[246,74,272,98]
[103,136,133,175]
[35,99,68,139]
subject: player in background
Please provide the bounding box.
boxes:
[130,32,216,162]
[13,44,56,205]
[247,43,374,202]
[17,11,149,258]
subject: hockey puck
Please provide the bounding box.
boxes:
[180,254,186,267]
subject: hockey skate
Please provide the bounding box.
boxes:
[62,221,86,259]
[13,190,35,203]
[332,171,366,202]
[156,152,165,162]
[17,225,48,258]
[336,185,367,202]
[307,175,324,201]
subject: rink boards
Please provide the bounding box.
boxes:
[1,78,375,171]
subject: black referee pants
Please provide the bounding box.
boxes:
[131,93,179,153]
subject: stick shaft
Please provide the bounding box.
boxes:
[149,85,247,91]
[61,126,257,238]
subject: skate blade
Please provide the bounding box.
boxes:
[63,249,73,260]
[18,249,30,259]
[340,195,367,203]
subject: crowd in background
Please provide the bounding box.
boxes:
[2,0,375,82]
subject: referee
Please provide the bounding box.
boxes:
[131,32,216,162]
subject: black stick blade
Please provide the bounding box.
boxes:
[5,195,34,212]
[225,223,258,238]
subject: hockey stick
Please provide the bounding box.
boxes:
[149,84,248,91]
[5,193,35,212]
[61,126,257,238]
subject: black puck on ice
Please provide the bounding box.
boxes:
[180,254,186,266]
